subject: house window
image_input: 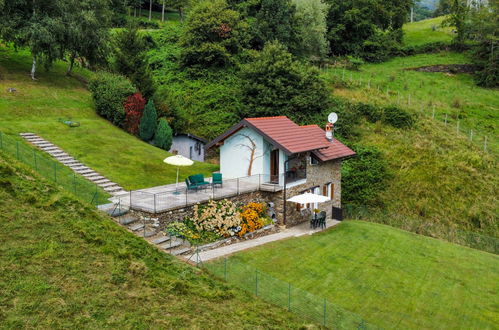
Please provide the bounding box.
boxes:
[323,182,334,199]
[310,155,319,166]
[189,146,193,159]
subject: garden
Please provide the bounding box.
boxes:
[165,200,274,245]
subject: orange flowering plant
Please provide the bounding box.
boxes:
[238,202,267,237]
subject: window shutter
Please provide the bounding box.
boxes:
[330,184,334,199]
[323,185,327,196]
[296,203,301,211]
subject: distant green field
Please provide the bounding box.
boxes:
[0,45,218,191]
[403,16,453,46]
[323,51,499,153]
[211,221,499,329]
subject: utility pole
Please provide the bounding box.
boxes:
[410,6,414,23]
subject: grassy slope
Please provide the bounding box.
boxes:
[403,16,453,46]
[322,51,499,239]
[0,46,217,191]
[0,150,310,328]
[213,221,499,329]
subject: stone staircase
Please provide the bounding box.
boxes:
[98,203,192,256]
[20,133,127,196]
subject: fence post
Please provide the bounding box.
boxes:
[255,270,258,296]
[484,136,487,152]
[408,94,411,106]
[34,151,37,170]
[323,298,327,326]
[154,193,156,214]
[444,114,448,125]
[470,129,473,141]
[288,283,292,311]
[54,163,57,183]
[16,141,19,159]
[457,120,460,133]
[0,131,3,149]
[432,106,435,118]
[224,258,228,281]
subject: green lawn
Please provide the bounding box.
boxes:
[0,151,311,328]
[211,221,499,329]
[403,16,453,46]
[0,45,218,191]
[323,51,499,153]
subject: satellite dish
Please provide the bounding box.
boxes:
[328,112,338,124]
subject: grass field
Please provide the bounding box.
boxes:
[0,151,311,328]
[211,221,499,329]
[403,16,453,46]
[323,51,499,153]
[0,45,218,191]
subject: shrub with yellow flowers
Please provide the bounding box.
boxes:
[192,199,242,237]
[238,202,267,237]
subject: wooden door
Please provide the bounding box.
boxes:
[270,149,279,183]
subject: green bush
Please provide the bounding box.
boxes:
[356,103,382,123]
[154,118,173,150]
[383,106,415,128]
[88,72,135,127]
[342,144,389,206]
[139,100,158,141]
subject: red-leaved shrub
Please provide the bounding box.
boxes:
[123,93,146,135]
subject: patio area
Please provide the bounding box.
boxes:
[110,174,284,213]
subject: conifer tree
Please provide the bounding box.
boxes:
[139,100,157,141]
[154,118,173,150]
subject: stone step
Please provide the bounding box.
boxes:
[129,223,144,231]
[70,166,89,171]
[75,169,95,175]
[41,146,59,151]
[50,152,68,157]
[98,182,117,188]
[59,157,75,161]
[120,216,137,225]
[85,176,105,182]
[152,236,170,245]
[93,178,111,184]
[20,133,36,137]
[160,240,183,250]
[36,143,54,147]
[82,172,102,178]
[25,138,44,142]
[141,231,156,238]
[171,247,191,256]
[111,190,128,196]
[104,185,123,192]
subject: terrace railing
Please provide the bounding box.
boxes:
[114,172,296,214]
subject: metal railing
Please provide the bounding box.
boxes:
[204,258,377,329]
[0,132,108,205]
[114,172,298,214]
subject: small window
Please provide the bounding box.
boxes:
[310,155,319,165]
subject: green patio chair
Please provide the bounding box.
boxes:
[212,173,223,188]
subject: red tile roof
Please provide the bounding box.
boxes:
[206,116,355,162]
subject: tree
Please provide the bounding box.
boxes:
[154,118,173,150]
[140,100,158,141]
[124,92,146,135]
[235,134,269,175]
[293,0,329,59]
[113,25,155,98]
[180,0,249,68]
[239,41,331,123]
[443,0,470,47]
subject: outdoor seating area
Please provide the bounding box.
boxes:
[310,211,327,229]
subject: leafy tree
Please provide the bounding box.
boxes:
[239,41,331,122]
[154,118,173,150]
[443,0,469,47]
[180,0,249,68]
[140,100,158,141]
[88,72,136,126]
[113,25,155,98]
[293,0,329,59]
[434,0,451,16]
[124,93,146,135]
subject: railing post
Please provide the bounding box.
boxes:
[0,131,3,149]
[16,141,19,159]
[153,193,156,214]
[54,163,57,183]
[129,191,132,208]
[33,151,37,170]
[288,283,291,311]
[255,270,258,296]
[224,257,227,281]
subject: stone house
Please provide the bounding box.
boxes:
[206,116,355,226]
[169,133,207,162]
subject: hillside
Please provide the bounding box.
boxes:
[210,221,499,329]
[0,46,217,191]
[0,150,308,328]
[321,51,499,245]
[403,16,453,46]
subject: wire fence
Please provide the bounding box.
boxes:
[343,204,499,255]
[320,69,497,155]
[204,257,378,329]
[0,132,109,205]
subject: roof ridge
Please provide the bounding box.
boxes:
[245,116,288,120]
[301,124,321,128]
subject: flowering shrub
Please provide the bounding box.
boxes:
[238,202,266,237]
[193,199,242,237]
[165,222,200,241]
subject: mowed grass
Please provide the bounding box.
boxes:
[0,45,218,191]
[0,151,311,328]
[403,16,453,46]
[214,221,499,329]
[323,51,499,153]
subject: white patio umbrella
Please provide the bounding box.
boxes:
[164,155,194,193]
[287,192,330,204]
